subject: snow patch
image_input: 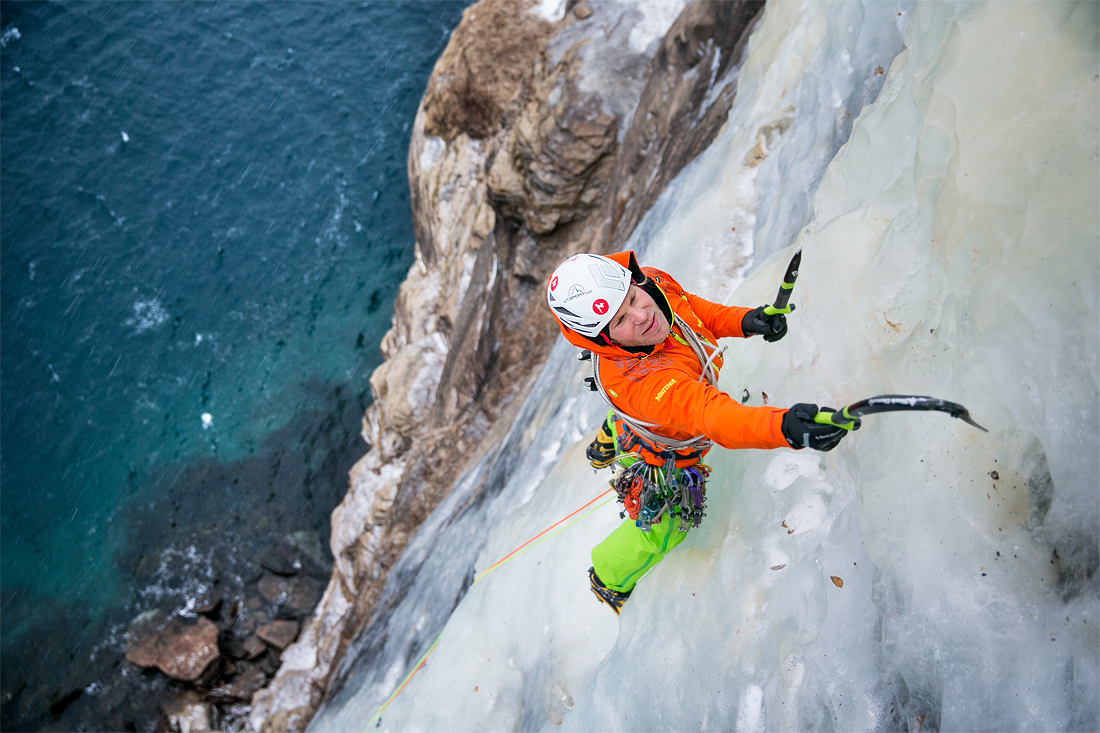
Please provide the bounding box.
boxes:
[626,0,688,54]
[532,0,568,22]
[418,136,445,173]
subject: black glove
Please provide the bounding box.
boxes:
[741,305,788,342]
[780,403,861,451]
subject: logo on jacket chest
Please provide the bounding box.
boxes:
[613,353,674,383]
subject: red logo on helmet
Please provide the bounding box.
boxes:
[550,276,558,292]
[592,299,609,315]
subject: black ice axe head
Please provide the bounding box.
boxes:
[813,394,988,432]
[763,248,801,316]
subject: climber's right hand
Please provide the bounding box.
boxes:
[780,403,860,451]
[741,305,788,342]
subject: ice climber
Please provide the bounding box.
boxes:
[546,251,860,615]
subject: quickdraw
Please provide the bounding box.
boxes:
[609,455,711,533]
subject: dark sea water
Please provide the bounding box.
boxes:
[0,2,466,729]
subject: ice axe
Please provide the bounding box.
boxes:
[813,395,988,432]
[763,248,801,318]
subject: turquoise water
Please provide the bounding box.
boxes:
[0,1,466,727]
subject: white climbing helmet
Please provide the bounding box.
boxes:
[546,254,631,337]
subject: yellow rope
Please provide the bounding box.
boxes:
[365,634,441,729]
[474,495,614,585]
[363,489,615,730]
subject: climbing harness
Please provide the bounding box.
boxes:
[581,311,725,530]
[609,455,711,532]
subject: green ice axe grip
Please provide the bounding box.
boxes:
[763,303,795,316]
[814,407,858,430]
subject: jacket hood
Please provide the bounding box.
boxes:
[549,250,672,357]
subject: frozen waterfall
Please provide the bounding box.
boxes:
[310,1,1098,730]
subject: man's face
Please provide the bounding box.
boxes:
[608,283,670,347]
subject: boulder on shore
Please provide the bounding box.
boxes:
[210,664,269,702]
[256,573,323,615]
[162,690,213,733]
[124,609,221,682]
[256,619,299,651]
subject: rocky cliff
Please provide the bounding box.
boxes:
[250,1,763,729]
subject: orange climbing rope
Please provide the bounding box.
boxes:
[364,486,615,729]
[474,487,614,584]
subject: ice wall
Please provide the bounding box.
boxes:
[312,1,1098,730]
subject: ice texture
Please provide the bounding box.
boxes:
[310,1,1098,731]
[545,0,690,143]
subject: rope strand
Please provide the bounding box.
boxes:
[363,486,616,730]
[474,488,614,583]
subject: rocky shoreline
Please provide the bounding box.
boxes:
[118,532,329,733]
[1,376,367,732]
[249,1,766,730]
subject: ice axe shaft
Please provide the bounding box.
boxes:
[813,395,988,432]
[763,248,801,316]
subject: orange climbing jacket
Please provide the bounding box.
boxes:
[552,251,788,467]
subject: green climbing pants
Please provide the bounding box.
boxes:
[591,512,689,593]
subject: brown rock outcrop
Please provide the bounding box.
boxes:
[256,620,300,651]
[420,0,552,143]
[162,691,214,733]
[603,0,765,249]
[250,1,764,730]
[256,574,323,616]
[487,42,620,234]
[125,610,220,683]
[210,664,268,702]
[238,634,267,661]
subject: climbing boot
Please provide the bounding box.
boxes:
[588,567,631,615]
[586,420,617,469]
